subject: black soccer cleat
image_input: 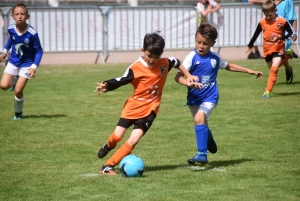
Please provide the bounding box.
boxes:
[98,143,112,158]
[100,165,117,175]
[286,66,294,84]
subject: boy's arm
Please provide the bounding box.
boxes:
[282,21,294,41]
[225,63,263,79]
[247,23,262,49]
[175,71,203,89]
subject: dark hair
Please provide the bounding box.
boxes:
[12,3,28,14]
[143,32,165,55]
[196,22,218,41]
[262,0,276,13]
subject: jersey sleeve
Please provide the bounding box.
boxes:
[167,57,180,72]
[3,37,12,53]
[181,51,195,72]
[248,22,262,49]
[31,33,43,69]
[105,67,134,91]
[282,21,294,40]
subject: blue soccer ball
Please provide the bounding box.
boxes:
[119,155,144,177]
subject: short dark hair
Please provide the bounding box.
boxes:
[143,32,165,55]
[262,0,276,13]
[12,3,28,15]
[196,23,218,42]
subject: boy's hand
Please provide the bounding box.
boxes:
[94,82,107,96]
[186,75,199,83]
[29,68,36,78]
[187,82,204,90]
[248,70,263,79]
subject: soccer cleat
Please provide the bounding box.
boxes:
[292,49,298,58]
[187,152,208,166]
[13,114,23,120]
[98,143,112,158]
[263,91,270,98]
[286,49,294,59]
[207,131,217,154]
[286,66,294,84]
[100,165,117,175]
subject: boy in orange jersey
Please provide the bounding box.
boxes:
[94,32,202,175]
[247,0,295,98]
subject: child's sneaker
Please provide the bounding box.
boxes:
[13,113,23,120]
[287,49,294,59]
[187,152,208,166]
[263,91,270,98]
[98,143,112,158]
[100,165,117,175]
[286,66,294,84]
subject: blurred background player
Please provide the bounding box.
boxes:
[175,22,263,166]
[0,3,43,120]
[95,32,201,175]
[196,0,221,26]
[274,0,297,83]
[247,0,294,98]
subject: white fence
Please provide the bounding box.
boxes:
[1,3,300,63]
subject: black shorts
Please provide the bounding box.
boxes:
[265,52,285,62]
[117,111,157,135]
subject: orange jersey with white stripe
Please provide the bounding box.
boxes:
[104,56,180,119]
[248,16,294,57]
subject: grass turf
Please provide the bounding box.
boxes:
[0,59,300,200]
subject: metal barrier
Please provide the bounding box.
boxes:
[1,3,300,63]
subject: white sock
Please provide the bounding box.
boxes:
[14,96,24,113]
[11,76,18,87]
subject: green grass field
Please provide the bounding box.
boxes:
[1,59,299,201]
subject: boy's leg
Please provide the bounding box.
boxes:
[98,132,122,158]
[13,76,28,120]
[187,124,208,165]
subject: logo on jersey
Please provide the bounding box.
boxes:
[24,38,29,44]
[160,65,167,78]
[277,23,283,30]
[14,43,29,56]
[211,59,217,68]
[196,61,200,65]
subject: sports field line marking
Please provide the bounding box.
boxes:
[80,173,99,177]
[188,166,226,172]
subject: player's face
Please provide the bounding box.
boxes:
[195,33,215,56]
[12,7,29,26]
[141,49,162,67]
[263,10,277,22]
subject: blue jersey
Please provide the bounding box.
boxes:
[182,49,227,106]
[276,0,296,23]
[4,24,43,69]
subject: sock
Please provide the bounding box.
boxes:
[105,141,134,166]
[194,124,208,154]
[265,66,278,92]
[11,76,18,88]
[107,132,122,149]
[14,96,24,113]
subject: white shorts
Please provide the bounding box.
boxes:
[188,102,216,120]
[4,62,31,79]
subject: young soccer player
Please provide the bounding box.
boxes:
[175,22,263,166]
[0,3,43,120]
[94,32,201,175]
[247,0,294,98]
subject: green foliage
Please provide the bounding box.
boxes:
[0,60,300,201]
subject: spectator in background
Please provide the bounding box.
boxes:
[196,0,221,26]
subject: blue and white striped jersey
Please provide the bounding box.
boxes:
[3,24,43,69]
[181,49,227,106]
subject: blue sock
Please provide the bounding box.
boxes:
[194,124,208,155]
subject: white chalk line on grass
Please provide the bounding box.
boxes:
[187,165,226,172]
[80,173,99,177]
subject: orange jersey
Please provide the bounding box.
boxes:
[105,57,180,119]
[248,16,294,57]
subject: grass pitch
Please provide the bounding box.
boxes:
[0,59,300,201]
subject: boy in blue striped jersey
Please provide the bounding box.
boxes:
[0,3,43,120]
